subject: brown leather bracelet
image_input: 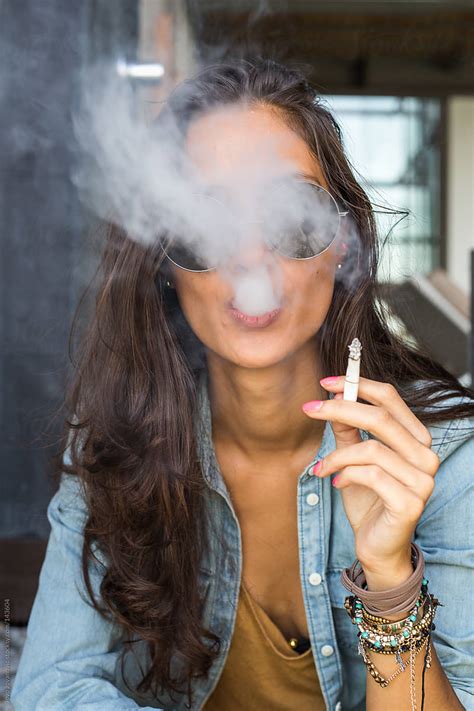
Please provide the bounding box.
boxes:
[340,542,425,616]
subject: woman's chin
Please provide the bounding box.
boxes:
[220,341,291,370]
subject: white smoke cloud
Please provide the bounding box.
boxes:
[71,62,363,316]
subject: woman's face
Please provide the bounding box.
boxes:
[168,103,344,369]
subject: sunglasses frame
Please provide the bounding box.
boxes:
[159,180,349,273]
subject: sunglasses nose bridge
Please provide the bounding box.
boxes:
[226,223,273,273]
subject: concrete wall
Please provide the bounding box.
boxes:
[0,0,137,539]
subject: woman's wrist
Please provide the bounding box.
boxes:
[358,542,414,590]
[363,557,414,593]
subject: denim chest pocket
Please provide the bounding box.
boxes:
[327,568,359,653]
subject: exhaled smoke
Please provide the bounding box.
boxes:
[233,267,280,314]
[221,260,284,315]
[72,63,363,317]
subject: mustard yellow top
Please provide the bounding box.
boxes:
[202,580,326,710]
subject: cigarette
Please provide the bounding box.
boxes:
[343,338,362,401]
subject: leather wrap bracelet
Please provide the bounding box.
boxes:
[340,542,425,616]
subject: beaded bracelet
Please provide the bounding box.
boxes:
[354,590,426,633]
[360,586,427,627]
[361,595,429,635]
[354,595,438,656]
[345,583,439,652]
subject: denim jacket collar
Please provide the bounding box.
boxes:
[195,366,360,495]
[196,366,473,479]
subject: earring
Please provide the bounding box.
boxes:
[337,263,342,269]
[165,280,174,289]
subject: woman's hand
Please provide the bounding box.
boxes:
[302,376,440,591]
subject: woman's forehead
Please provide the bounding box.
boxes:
[184,103,328,191]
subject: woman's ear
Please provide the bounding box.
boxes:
[334,238,348,266]
[154,249,175,290]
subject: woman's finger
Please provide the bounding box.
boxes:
[332,464,427,521]
[314,438,437,499]
[320,375,432,447]
[303,398,440,476]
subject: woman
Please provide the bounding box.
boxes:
[11,58,474,711]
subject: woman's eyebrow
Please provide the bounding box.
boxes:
[193,172,324,200]
[261,171,324,190]
[289,170,323,186]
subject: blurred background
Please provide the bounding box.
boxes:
[1,0,473,704]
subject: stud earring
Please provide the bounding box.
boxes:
[337,263,342,269]
[165,280,174,289]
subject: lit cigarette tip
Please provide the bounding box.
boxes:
[343,338,362,401]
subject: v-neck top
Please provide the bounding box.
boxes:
[202,579,326,710]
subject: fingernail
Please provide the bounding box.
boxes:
[320,376,340,386]
[302,400,324,413]
[332,474,341,487]
[312,460,323,476]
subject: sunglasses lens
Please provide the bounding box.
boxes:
[269,184,341,259]
[162,239,210,272]
[160,192,227,272]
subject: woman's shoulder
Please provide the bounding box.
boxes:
[48,439,89,532]
[415,433,473,541]
[406,377,474,464]
[409,378,474,530]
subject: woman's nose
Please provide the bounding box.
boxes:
[227,227,272,273]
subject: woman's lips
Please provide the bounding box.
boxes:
[228,304,282,328]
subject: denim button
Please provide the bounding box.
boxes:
[309,572,322,586]
[306,493,320,506]
[321,644,334,657]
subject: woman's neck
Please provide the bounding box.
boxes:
[206,339,327,467]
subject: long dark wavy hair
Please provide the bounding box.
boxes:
[58,57,474,708]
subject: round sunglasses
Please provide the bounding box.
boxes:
[159,180,349,273]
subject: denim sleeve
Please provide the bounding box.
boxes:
[415,433,474,711]
[10,466,163,710]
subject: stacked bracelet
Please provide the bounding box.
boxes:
[340,544,443,711]
[344,586,439,657]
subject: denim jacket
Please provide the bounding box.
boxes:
[11,369,474,710]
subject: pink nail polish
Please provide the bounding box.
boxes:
[332,474,340,487]
[312,461,323,476]
[302,400,324,413]
[320,376,340,386]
